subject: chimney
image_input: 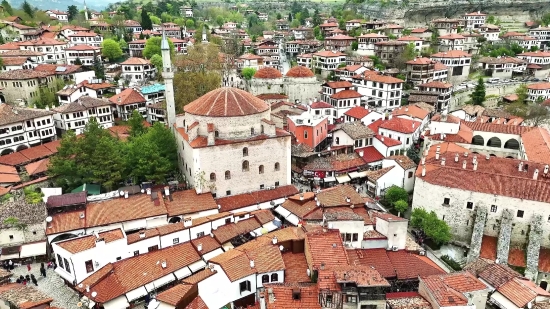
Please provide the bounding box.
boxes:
[454,153,459,162]
[139,231,145,238]
[441,158,446,166]
[534,169,539,180]
[544,164,549,174]
[197,243,202,251]
[422,165,426,177]
[146,188,152,195]
[381,137,385,142]
[161,260,167,268]
[435,151,440,160]
[462,160,467,169]
[464,152,468,157]
[86,285,90,293]
[250,260,255,268]
[164,186,170,196]
[473,161,478,171]
[486,154,490,160]
[272,236,278,244]
[124,191,128,199]
[436,145,441,152]
[421,157,426,165]
[519,161,524,172]
[320,263,325,270]
[183,217,192,227]
[359,150,364,157]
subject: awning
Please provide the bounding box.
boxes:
[20,241,47,258]
[202,248,224,261]
[174,267,192,279]
[189,260,207,273]
[126,286,148,301]
[0,246,20,260]
[274,206,291,218]
[336,175,351,183]
[490,292,521,309]
[324,176,336,182]
[103,295,129,309]
[348,171,361,179]
[263,221,278,232]
[145,274,175,292]
[286,214,300,226]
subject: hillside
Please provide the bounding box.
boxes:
[10,0,110,11]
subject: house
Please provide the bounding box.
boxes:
[0,284,53,309]
[517,51,550,78]
[68,32,103,48]
[321,81,361,118]
[527,82,550,101]
[287,112,328,151]
[46,10,68,22]
[346,19,363,31]
[335,64,369,81]
[405,58,448,85]
[528,26,550,48]
[432,18,463,35]
[319,22,339,35]
[309,101,337,124]
[65,45,101,66]
[479,24,501,41]
[237,53,264,70]
[351,70,404,112]
[374,40,408,64]
[109,88,147,120]
[120,57,156,84]
[0,23,38,41]
[124,20,142,33]
[502,32,538,51]
[52,96,113,134]
[1,57,35,71]
[324,35,356,52]
[418,272,490,309]
[438,33,466,52]
[128,39,147,57]
[18,38,68,64]
[332,121,375,151]
[410,28,433,40]
[344,106,383,125]
[0,69,57,104]
[147,102,167,125]
[478,56,526,79]
[490,277,550,309]
[312,50,347,72]
[377,116,421,147]
[463,11,487,29]
[393,105,431,130]
[0,50,45,65]
[418,81,453,112]
[431,50,472,82]
[182,6,193,17]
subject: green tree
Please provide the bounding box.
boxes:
[1,0,13,15]
[21,0,33,18]
[411,207,452,245]
[215,16,225,27]
[515,84,528,104]
[312,9,322,26]
[150,54,163,75]
[150,15,161,25]
[469,77,486,106]
[288,13,292,22]
[241,67,256,80]
[185,19,195,29]
[143,36,175,59]
[93,54,105,79]
[276,13,282,20]
[486,15,496,24]
[74,57,82,65]
[393,200,408,217]
[23,186,43,205]
[67,5,79,21]
[351,41,358,51]
[406,145,421,164]
[118,38,128,50]
[3,217,27,231]
[127,109,147,138]
[384,186,408,205]
[141,9,153,30]
[101,39,123,62]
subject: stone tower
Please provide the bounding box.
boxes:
[161,30,176,130]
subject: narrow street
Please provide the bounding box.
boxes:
[279,43,290,74]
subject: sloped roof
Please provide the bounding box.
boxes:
[109,88,146,105]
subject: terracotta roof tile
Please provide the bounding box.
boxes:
[156,283,194,306]
[184,87,269,117]
[286,66,315,78]
[355,146,384,163]
[282,252,311,283]
[421,272,486,307]
[256,93,288,100]
[0,69,53,80]
[353,70,404,84]
[263,283,321,309]
[317,185,364,207]
[323,81,353,89]
[331,89,362,100]
[127,228,159,244]
[109,88,146,105]
[393,105,430,120]
[216,185,298,212]
[164,190,218,217]
[250,209,275,225]
[244,244,286,274]
[386,155,416,170]
[56,229,124,253]
[305,229,349,270]
[431,50,472,58]
[521,127,550,165]
[213,217,261,244]
[191,235,221,254]
[209,249,256,281]
[78,242,201,302]
[498,278,550,307]
[184,296,208,309]
[379,117,421,134]
[478,262,521,288]
[182,268,217,285]
[254,67,283,79]
[309,101,332,110]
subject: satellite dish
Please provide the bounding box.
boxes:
[91,292,97,298]
[77,302,83,307]
[119,191,124,196]
[78,283,83,288]
[46,216,53,223]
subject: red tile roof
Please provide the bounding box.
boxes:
[286,66,315,78]
[498,278,550,307]
[56,229,124,254]
[282,252,311,283]
[263,283,321,309]
[421,272,486,307]
[527,82,550,90]
[310,101,333,109]
[156,284,194,306]
[353,71,404,84]
[344,106,371,119]
[254,67,283,79]
[478,263,521,288]
[109,88,146,105]
[305,229,348,270]
[213,217,261,244]
[216,185,298,212]
[431,50,472,58]
[184,296,208,309]
[379,117,421,134]
[355,146,384,163]
[184,87,269,117]
[164,190,218,217]
[331,89,362,99]
[323,81,353,89]
[393,105,430,120]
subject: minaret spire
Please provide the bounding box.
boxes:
[83,0,88,21]
[161,29,176,130]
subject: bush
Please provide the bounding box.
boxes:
[384,186,408,205]
[441,255,462,271]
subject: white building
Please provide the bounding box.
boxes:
[320,81,361,119]
[46,10,69,22]
[0,103,55,155]
[351,70,404,113]
[344,106,383,125]
[418,81,453,112]
[438,33,465,52]
[419,272,490,309]
[52,96,113,134]
[65,45,101,66]
[431,50,472,82]
[378,116,421,147]
[182,6,193,17]
[479,24,501,41]
[517,51,550,78]
[18,38,68,64]
[309,101,336,124]
[67,32,103,48]
[527,82,550,101]
[312,50,347,72]
[176,87,291,198]
[463,11,487,29]
[528,26,550,47]
[120,57,156,84]
[109,88,148,120]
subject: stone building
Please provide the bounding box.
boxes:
[0,69,57,104]
[175,87,291,198]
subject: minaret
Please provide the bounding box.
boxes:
[161,30,176,130]
[201,26,208,44]
[83,0,89,21]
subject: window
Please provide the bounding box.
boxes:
[226,190,231,196]
[215,130,219,138]
[275,162,280,171]
[251,127,255,135]
[225,171,231,180]
[304,131,308,139]
[275,181,279,186]
[242,160,249,172]
[243,147,248,156]
[443,198,450,205]
[239,280,251,293]
[9,235,13,240]
[85,260,94,273]
[196,232,205,238]
[64,258,71,273]
[408,171,413,178]
[210,173,216,181]
[352,233,358,241]
[262,274,269,283]
[134,250,139,256]
[173,238,179,244]
[148,245,159,252]
[259,165,264,174]
[517,210,524,218]
[491,205,497,212]
[116,257,121,261]
[225,218,231,224]
[335,137,339,145]
[466,202,473,209]
[346,296,357,303]
[326,295,333,304]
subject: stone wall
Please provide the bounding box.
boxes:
[525,214,543,280]
[467,205,487,263]
[496,208,513,263]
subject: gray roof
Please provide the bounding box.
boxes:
[334,121,374,139]
[53,96,111,113]
[0,104,54,126]
[0,200,47,228]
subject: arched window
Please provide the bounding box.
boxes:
[251,127,255,135]
[215,130,219,138]
[275,162,280,171]
[472,135,484,146]
[504,138,520,150]
[243,147,248,157]
[262,274,269,283]
[210,173,216,181]
[487,137,502,148]
[242,160,249,172]
[259,165,264,174]
[225,171,231,180]
[271,273,278,282]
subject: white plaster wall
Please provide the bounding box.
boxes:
[159,229,191,248]
[123,237,161,258]
[189,222,212,240]
[361,239,388,249]
[326,220,364,248]
[256,270,284,288]
[69,238,128,283]
[429,121,460,135]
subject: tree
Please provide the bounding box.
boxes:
[288,13,292,21]
[470,77,485,106]
[514,84,529,104]
[93,54,105,79]
[143,36,175,59]
[74,57,82,65]
[3,217,27,231]
[276,13,282,20]
[141,9,153,30]
[23,186,43,204]
[351,41,358,51]
[127,109,147,138]
[22,0,33,18]
[411,207,452,245]
[384,186,408,205]
[406,145,421,164]
[118,38,128,51]
[241,67,256,80]
[216,16,225,27]
[1,0,13,15]
[507,102,550,126]
[394,200,408,217]
[150,54,163,75]
[101,39,123,62]
[185,19,195,29]
[67,5,79,21]
[312,9,322,26]
[486,15,496,24]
